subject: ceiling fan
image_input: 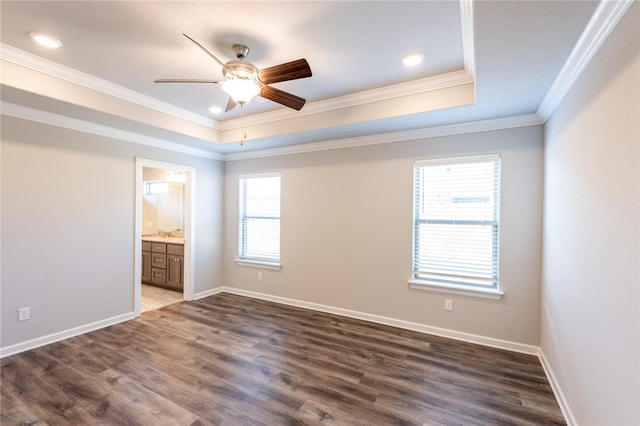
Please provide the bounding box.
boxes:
[155,34,312,112]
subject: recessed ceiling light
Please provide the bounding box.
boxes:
[208,105,223,114]
[29,32,63,49]
[402,52,424,67]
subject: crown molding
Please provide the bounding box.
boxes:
[223,113,543,161]
[2,98,540,163]
[460,0,476,80]
[1,101,223,160]
[0,41,472,134]
[537,0,635,121]
[0,43,218,130]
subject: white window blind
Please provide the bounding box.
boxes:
[239,173,281,263]
[413,155,500,289]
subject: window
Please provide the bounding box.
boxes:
[411,155,501,295]
[237,173,281,267]
[144,181,168,195]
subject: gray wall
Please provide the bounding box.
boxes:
[542,3,640,424]
[224,125,544,346]
[1,116,224,349]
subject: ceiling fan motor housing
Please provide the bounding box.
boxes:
[223,59,259,82]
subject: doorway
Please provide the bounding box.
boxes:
[134,158,195,316]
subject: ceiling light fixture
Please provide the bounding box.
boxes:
[220,57,261,105]
[166,171,186,183]
[402,52,424,67]
[29,32,63,48]
[221,78,261,105]
[208,105,223,114]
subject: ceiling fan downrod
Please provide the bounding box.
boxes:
[232,44,250,59]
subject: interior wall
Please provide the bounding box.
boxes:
[542,3,640,424]
[224,125,544,346]
[0,116,224,350]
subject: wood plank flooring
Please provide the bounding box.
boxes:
[1,293,566,425]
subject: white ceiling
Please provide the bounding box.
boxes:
[1,1,600,156]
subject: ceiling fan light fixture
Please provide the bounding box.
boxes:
[221,78,261,104]
[402,52,424,67]
[29,31,63,48]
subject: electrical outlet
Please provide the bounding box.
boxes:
[257,272,263,281]
[18,307,30,321]
[444,299,453,312]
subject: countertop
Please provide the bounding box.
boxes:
[142,236,185,244]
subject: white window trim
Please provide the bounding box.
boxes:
[407,279,504,300]
[414,153,501,168]
[239,171,281,180]
[234,258,282,270]
[411,154,503,300]
[238,171,281,266]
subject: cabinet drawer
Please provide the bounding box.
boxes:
[142,241,152,251]
[152,253,166,268]
[151,243,166,253]
[167,243,184,256]
[151,268,166,285]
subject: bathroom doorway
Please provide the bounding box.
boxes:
[134,158,195,316]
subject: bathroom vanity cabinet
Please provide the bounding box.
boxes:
[142,239,184,292]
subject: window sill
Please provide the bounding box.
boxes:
[408,279,504,300]
[235,258,282,271]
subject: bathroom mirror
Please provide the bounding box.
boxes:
[142,168,185,236]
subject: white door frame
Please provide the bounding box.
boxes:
[134,157,195,316]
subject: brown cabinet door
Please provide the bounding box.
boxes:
[142,251,152,283]
[166,255,183,290]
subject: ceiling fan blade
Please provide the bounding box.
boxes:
[154,79,220,83]
[225,97,237,112]
[258,59,312,84]
[260,86,306,110]
[182,33,234,76]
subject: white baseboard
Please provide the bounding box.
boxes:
[0,312,136,358]
[539,348,577,425]
[193,286,225,300]
[220,286,540,356]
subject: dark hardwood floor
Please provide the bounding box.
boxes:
[1,293,565,425]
